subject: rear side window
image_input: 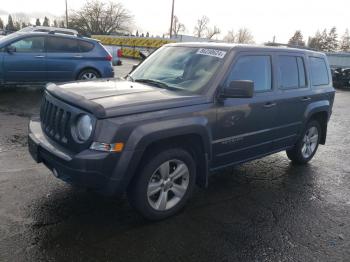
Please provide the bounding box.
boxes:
[47,36,79,52]
[310,57,329,86]
[226,55,272,92]
[278,56,307,89]
[79,40,94,52]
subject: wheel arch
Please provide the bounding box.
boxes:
[304,101,330,145]
[110,117,212,194]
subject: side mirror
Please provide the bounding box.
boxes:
[5,46,16,53]
[221,80,254,99]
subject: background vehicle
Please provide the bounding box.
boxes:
[104,45,123,66]
[0,30,114,84]
[28,43,335,220]
[332,68,350,89]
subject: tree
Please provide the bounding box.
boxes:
[146,32,149,37]
[206,25,220,39]
[6,15,15,31]
[236,28,254,44]
[0,18,3,29]
[43,16,50,27]
[136,30,139,37]
[59,20,65,28]
[35,18,41,26]
[326,27,338,52]
[171,16,185,37]
[339,29,350,52]
[69,0,133,35]
[21,22,26,29]
[53,20,58,27]
[223,29,236,43]
[193,16,209,38]
[308,31,323,50]
[14,21,21,31]
[288,30,305,46]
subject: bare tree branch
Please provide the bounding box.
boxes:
[193,16,209,38]
[206,25,221,39]
[69,0,133,35]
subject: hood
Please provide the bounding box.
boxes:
[46,79,208,118]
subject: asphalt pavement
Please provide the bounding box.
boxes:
[0,60,349,262]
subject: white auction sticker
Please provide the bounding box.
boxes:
[196,48,226,58]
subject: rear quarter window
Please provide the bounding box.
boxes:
[309,57,329,86]
[79,40,94,52]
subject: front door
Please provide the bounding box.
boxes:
[212,54,277,168]
[4,36,46,82]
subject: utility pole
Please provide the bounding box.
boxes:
[169,0,175,38]
[65,0,69,28]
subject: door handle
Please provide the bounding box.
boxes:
[35,55,45,58]
[263,102,276,108]
[300,96,311,102]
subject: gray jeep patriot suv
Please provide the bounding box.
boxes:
[28,43,335,220]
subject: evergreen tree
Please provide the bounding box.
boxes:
[326,27,338,52]
[135,30,139,37]
[59,20,65,28]
[0,18,4,29]
[35,18,41,26]
[14,21,21,31]
[308,31,323,51]
[53,20,58,27]
[146,32,149,37]
[6,15,15,31]
[288,30,305,46]
[21,22,26,29]
[340,29,350,52]
[43,16,50,27]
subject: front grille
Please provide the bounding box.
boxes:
[40,94,72,144]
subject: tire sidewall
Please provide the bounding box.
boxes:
[297,120,321,162]
[128,148,196,220]
[77,69,99,80]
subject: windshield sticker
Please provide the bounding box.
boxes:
[196,48,226,58]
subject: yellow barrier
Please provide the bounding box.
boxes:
[92,35,175,49]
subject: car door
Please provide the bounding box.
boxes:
[3,36,46,82]
[46,35,81,82]
[212,53,278,168]
[272,53,312,150]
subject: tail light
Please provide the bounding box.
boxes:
[106,54,113,61]
[117,49,122,58]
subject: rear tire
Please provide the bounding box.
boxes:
[127,148,196,220]
[77,69,100,80]
[286,120,321,165]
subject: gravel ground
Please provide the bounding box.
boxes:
[0,61,349,262]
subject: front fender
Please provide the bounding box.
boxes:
[107,116,212,194]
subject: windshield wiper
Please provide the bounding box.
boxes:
[134,78,169,89]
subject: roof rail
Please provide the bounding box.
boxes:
[19,26,79,36]
[264,42,318,51]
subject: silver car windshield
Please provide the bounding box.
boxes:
[130,46,227,93]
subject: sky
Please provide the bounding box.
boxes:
[0,0,349,43]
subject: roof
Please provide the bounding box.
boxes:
[167,42,325,56]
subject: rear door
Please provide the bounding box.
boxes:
[212,53,278,168]
[272,53,312,150]
[46,35,81,82]
[3,36,46,82]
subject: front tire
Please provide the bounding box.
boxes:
[286,120,321,164]
[127,148,196,220]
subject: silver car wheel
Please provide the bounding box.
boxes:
[81,72,97,80]
[147,159,190,211]
[301,126,319,158]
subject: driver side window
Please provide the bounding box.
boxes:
[9,37,45,53]
[226,55,272,92]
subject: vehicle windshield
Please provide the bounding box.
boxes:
[0,33,20,45]
[130,46,227,93]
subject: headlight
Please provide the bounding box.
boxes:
[75,114,92,141]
